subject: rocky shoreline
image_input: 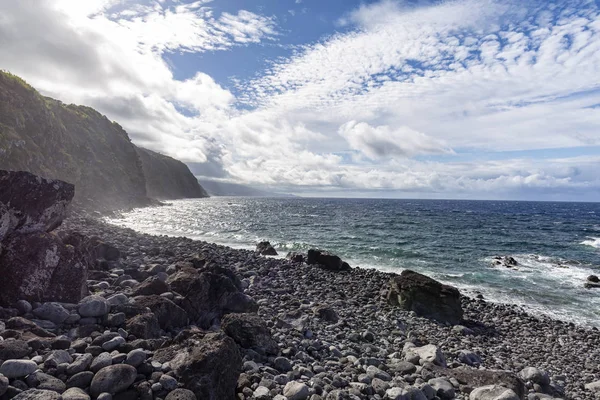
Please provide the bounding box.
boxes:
[1,172,600,400]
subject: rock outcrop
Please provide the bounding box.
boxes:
[0,71,150,211]
[135,146,209,200]
[0,171,89,304]
[307,249,351,271]
[154,330,241,400]
[387,270,463,325]
[256,241,278,256]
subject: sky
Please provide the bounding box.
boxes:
[0,0,599,201]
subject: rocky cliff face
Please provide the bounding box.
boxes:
[0,71,149,211]
[136,147,208,199]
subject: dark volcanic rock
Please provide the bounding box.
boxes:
[154,330,241,400]
[221,313,279,355]
[125,313,161,339]
[306,249,351,271]
[167,266,258,328]
[0,170,74,240]
[430,365,526,399]
[131,276,169,296]
[387,270,463,325]
[133,295,188,330]
[0,232,88,304]
[256,241,278,256]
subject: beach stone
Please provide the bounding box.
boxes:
[125,349,146,368]
[433,366,525,399]
[469,385,519,400]
[153,331,241,400]
[313,304,339,323]
[32,302,71,324]
[90,364,137,397]
[519,367,550,386]
[273,356,293,372]
[159,374,177,391]
[306,249,351,271]
[0,360,37,378]
[66,371,94,389]
[588,275,600,283]
[78,295,110,317]
[102,336,126,351]
[387,270,463,325]
[91,353,113,373]
[12,389,62,399]
[585,380,600,393]
[410,344,446,367]
[167,266,258,328]
[67,353,93,375]
[62,387,91,400]
[25,371,66,393]
[165,389,197,400]
[428,377,455,399]
[0,339,30,360]
[221,313,279,355]
[458,350,482,366]
[44,349,73,368]
[256,241,278,256]
[107,294,129,306]
[15,300,33,315]
[131,276,169,296]
[0,374,8,396]
[283,381,310,400]
[125,313,161,339]
[133,295,187,330]
[97,394,113,400]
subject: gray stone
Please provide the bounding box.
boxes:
[102,336,125,351]
[254,386,271,399]
[25,371,66,393]
[124,349,146,368]
[159,374,177,391]
[469,385,519,400]
[66,371,94,389]
[62,387,91,400]
[32,303,70,324]
[12,389,62,399]
[428,378,455,399]
[91,352,113,373]
[15,300,32,315]
[165,389,197,400]
[274,356,293,372]
[585,380,600,393]
[78,295,110,317]
[0,360,37,378]
[410,344,446,367]
[44,350,73,368]
[67,353,93,375]
[0,374,8,396]
[90,364,137,397]
[519,367,550,386]
[97,394,113,400]
[283,381,310,400]
[458,350,482,366]
[107,294,129,306]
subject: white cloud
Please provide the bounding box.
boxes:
[338,121,452,159]
[0,0,599,199]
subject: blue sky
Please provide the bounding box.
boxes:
[1,0,599,200]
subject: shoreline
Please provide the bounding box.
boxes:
[61,214,600,399]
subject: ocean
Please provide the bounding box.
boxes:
[108,197,600,327]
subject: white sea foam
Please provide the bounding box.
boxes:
[581,237,600,249]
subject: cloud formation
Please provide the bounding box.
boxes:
[0,0,599,200]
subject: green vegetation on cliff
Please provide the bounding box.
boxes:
[0,71,206,210]
[136,146,208,199]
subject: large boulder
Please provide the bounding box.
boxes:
[0,232,88,304]
[0,170,74,241]
[306,249,351,271]
[133,295,188,330]
[256,241,278,256]
[154,330,241,400]
[387,270,463,325]
[167,266,258,329]
[221,313,278,355]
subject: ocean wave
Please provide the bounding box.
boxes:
[581,237,600,249]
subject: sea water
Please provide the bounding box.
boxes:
[108,198,600,327]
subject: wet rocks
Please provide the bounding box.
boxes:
[0,359,37,378]
[256,241,278,256]
[585,275,600,289]
[387,269,463,325]
[492,256,519,268]
[307,249,351,271]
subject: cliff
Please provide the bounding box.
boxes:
[135,146,209,199]
[0,71,205,211]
